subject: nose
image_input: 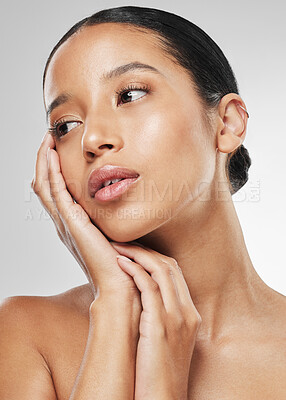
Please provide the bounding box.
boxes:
[81,120,124,162]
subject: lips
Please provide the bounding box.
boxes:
[88,164,140,198]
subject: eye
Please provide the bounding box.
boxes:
[116,84,150,106]
[49,120,81,138]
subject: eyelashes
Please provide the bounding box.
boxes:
[115,83,150,106]
[48,83,151,139]
[48,120,80,138]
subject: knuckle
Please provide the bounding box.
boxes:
[158,261,174,277]
[196,312,203,325]
[171,259,183,275]
[163,258,183,275]
[167,257,179,269]
[168,266,175,278]
[32,180,41,195]
[176,264,183,275]
[180,302,202,325]
[166,312,195,336]
[186,311,202,329]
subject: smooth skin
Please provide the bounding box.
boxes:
[1,22,286,399]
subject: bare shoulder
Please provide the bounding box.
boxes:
[1,283,94,318]
[0,285,94,399]
[44,282,95,316]
[0,283,94,351]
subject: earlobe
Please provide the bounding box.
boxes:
[216,94,248,154]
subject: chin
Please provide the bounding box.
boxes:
[90,211,164,243]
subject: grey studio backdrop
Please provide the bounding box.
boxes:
[0,0,285,302]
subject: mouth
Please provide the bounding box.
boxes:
[88,165,140,202]
[95,177,140,202]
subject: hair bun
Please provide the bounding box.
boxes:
[226,144,252,195]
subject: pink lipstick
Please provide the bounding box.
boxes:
[88,165,140,202]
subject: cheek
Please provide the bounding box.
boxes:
[175,120,215,198]
[126,102,191,170]
[131,105,214,205]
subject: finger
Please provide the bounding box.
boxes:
[111,243,182,313]
[32,132,55,199]
[32,132,64,227]
[47,148,118,264]
[116,255,163,318]
[47,147,77,216]
[114,241,174,264]
[140,247,194,308]
[111,243,194,308]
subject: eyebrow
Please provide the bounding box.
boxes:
[100,61,162,81]
[46,62,163,118]
[46,93,72,119]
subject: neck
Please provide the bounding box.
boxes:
[136,184,267,342]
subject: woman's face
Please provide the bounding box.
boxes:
[44,23,217,242]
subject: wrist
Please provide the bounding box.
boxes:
[89,291,142,331]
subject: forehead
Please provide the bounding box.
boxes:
[44,23,188,100]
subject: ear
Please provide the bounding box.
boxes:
[216,93,248,153]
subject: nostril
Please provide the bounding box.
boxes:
[86,151,95,158]
[99,144,113,149]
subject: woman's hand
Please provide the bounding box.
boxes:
[31,132,142,303]
[110,242,202,400]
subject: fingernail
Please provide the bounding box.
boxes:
[41,132,48,143]
[116,255,131,262]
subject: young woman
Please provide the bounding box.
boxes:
[1,6,285,400]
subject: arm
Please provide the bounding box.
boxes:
[69,295,141,400]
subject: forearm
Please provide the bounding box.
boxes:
[69,295,140,400]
